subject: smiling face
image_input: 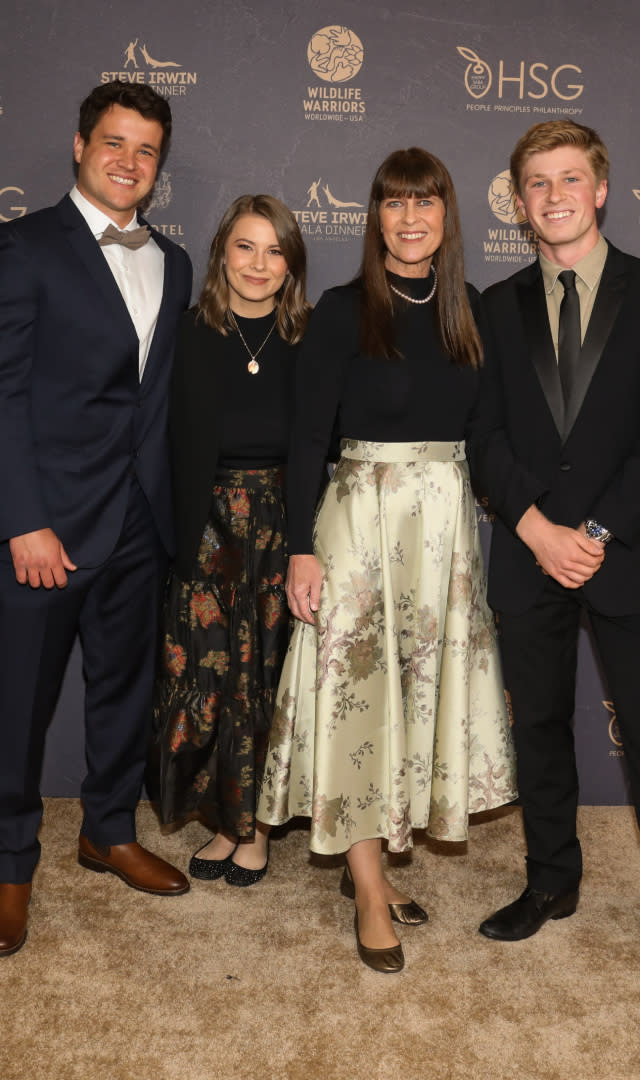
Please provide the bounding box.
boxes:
[517,146,607,266]
[223,214,289,317]
[379,194,445,278]
[73,103,163,228]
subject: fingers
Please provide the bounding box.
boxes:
[308,577,321,615]
[539,548,604,588]
[286,579,318,624]
[24,560,66,590]
[51,563,70,588]
[9,529,76,589]
[13,564,28,586]
[287,588,316,625]
[286,554,323,625]
[60,543,78,575]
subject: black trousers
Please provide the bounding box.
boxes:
[498,576,640,892]
[0,480,167,883]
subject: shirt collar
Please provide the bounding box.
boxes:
[69,186,138,239]
[540,233,608,295]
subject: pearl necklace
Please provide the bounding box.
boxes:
[389,266,438,305]
[229,310,277,375]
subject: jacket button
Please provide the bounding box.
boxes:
[559,462,571,471]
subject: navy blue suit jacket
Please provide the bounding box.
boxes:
[0,194,192,566]
[470,242,640,616]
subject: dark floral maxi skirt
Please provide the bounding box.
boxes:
[153,466,289,837]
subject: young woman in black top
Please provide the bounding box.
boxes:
[154,195,310,886]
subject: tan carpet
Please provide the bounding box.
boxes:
[1,801,638,1080]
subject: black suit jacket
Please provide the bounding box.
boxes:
[169,309,226,579]
[0,195,192,565]
[470,241,640,616]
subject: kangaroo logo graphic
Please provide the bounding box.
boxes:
[121,40,181,70]
[322,184,363,208]
[305,179,363,209]
[139,44,181,69]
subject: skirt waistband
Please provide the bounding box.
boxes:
[214,465,285,491]
[339,439,466,463]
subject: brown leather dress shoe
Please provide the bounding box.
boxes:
[78,836,189,896]
[0,882,31,957]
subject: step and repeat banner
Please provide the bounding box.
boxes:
[2,0,636,801]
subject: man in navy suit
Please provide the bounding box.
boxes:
[0,82,193,955]
[471,120,640,940]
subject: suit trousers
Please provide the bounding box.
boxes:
[0,478,168,883]
[498,575,640,892]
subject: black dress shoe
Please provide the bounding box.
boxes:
[479,886,579,941]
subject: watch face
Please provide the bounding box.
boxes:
[586,520,611,543]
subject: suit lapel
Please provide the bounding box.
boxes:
[56,195,139,346]
[563,243,628,438]
[516,265,565,437]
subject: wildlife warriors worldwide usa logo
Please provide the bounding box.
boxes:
[303,26,366,122]
[307,26,364,83]
[484,170,537,265]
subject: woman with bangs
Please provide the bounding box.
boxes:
[154,195,311,887]
[257,149,516,971]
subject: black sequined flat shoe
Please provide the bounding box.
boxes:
[224,846,269,888]
[189,841,238,881]
[340,865,428,925]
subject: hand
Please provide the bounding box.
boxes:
[9,528,78,589]
[286,554,323,624]
[516,506,604,589]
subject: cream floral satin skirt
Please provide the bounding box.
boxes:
[258,439,517,854]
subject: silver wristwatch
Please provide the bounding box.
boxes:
[584,518,613,544]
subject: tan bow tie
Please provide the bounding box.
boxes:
[99,223,151,250]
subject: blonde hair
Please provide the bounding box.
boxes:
[510,120,609,197]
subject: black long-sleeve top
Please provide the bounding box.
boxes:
[170,308,295,577]
[287,273,481,553]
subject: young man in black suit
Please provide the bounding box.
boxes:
[0,82,193,955]
[472,120,640,940]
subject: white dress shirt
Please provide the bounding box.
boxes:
[69,186,165,381]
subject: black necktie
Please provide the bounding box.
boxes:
[99,223,151,250]
[557,269,581,407]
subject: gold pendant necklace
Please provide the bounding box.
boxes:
[229,310,277,375]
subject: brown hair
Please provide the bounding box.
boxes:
[196,195,311,345]
[78,81,172,163]
[510,119,609,197]
[359,147,482,368]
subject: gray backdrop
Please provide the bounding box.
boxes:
[1,0,636,801]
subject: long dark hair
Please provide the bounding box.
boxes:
[359,147,482,368]
[197,195,311,345]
